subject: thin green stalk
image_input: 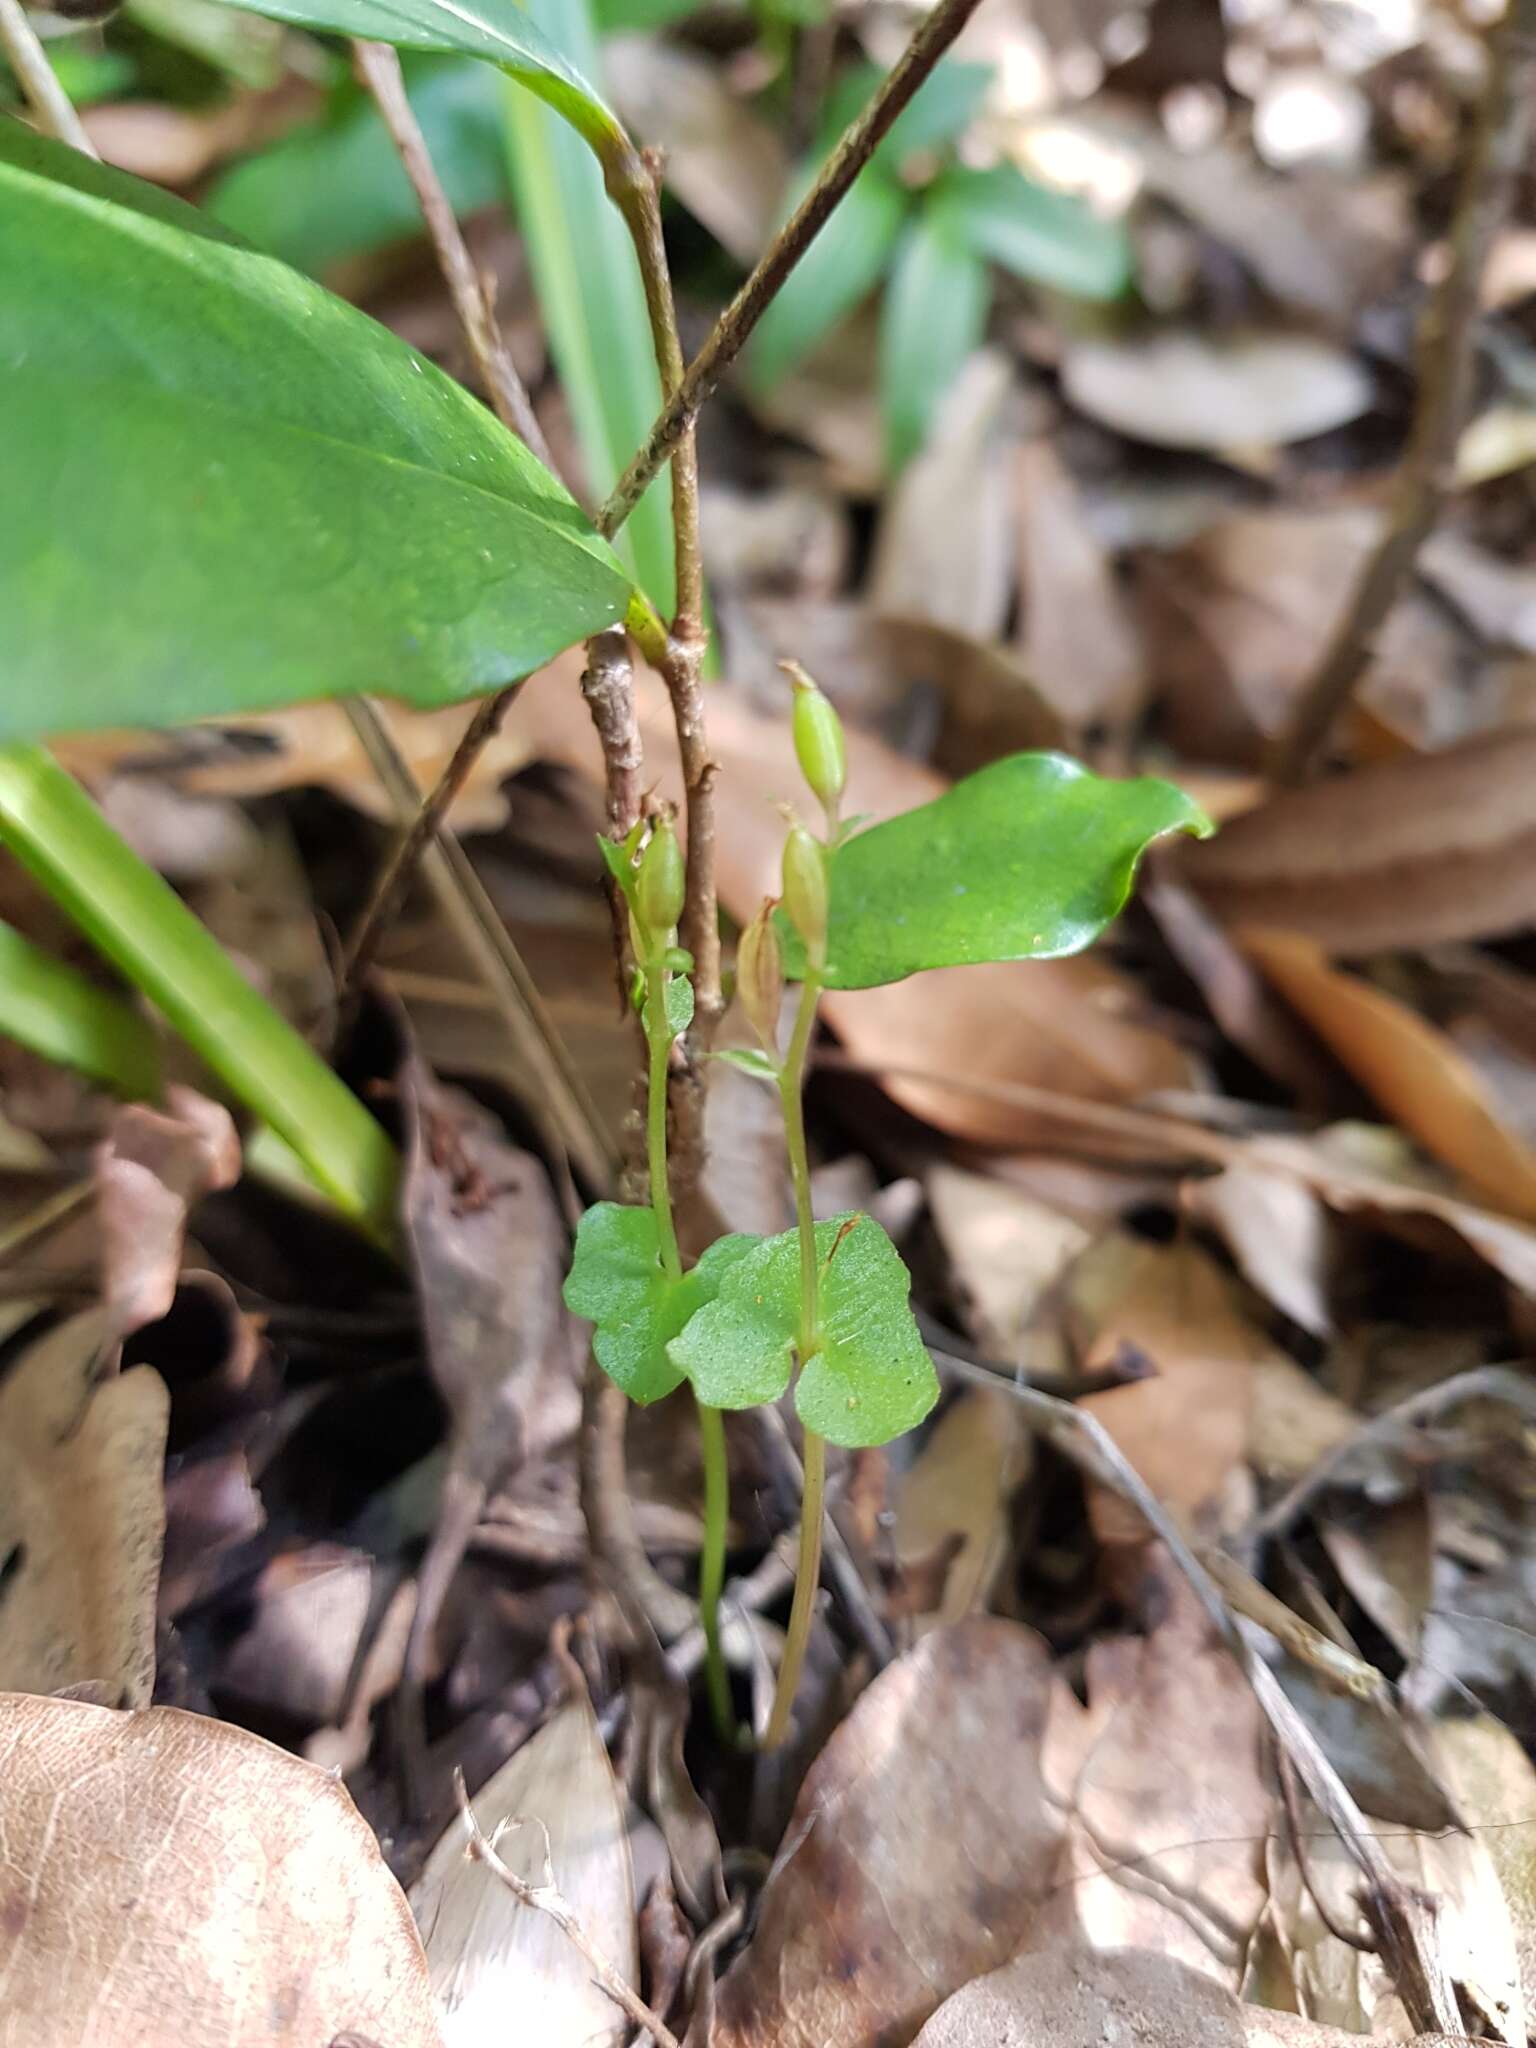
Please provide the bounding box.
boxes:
[642,962,681,1282]
[695,1394,734,1743]
[0,744,398,1243]
[765,969,825,1752]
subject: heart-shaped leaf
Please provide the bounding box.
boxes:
[781,753,1211,990]
[204,0,622,158]
[563,1203,757,1404]
[0,122,633,744]
[669,1213,940,1449]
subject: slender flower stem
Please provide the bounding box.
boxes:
[643,963,682,1283]
[694,1394,735,1743]
[765,969,825,1750]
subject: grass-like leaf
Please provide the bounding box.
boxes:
[0,921,161,1100]
[880,200,990,471]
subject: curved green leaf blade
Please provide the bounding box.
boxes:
[207,57,506,276]
[782,753,1212,991]
[0,122,631,743]
[881,204,991,472]
[746,161,908,392]
[669,1213,939,1450]
[201,0,622,156]
[0,920,161,1100]
[563,1203,757,1403]
[932,163,1133,304]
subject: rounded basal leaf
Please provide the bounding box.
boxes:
[0,123,632,744]
[781,753,1212,990]
[669,1213,940,1450]
[563,1203,756,1404]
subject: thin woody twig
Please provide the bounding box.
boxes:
[0,0,95,156]
[1270,0,1536,785]
[596,0,989,540]
[454,1770,684,2048]
[351,39,552,469]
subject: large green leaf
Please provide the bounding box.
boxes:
[931,163,1133,304]
[880,201,990,471]
[500,0,676,615]
[746,160,907,391]
[201,0,622,157]
[0,120,632,742]
[781,753,1211,990]
[207,57,506,275]
[668,1213,939,1450]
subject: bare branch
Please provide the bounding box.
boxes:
[1270,0,1536,784]
[352,39,553,469]
[454,1770,683,2048]
[0,0,95,155]
[596,0,989,539]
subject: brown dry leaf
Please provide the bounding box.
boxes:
[926,1162,1091,1363]
[1246,1350,1357,1486]
[96,1086,242,1335]
[0,1692,443,2047]
[1042,1582,1272,1980]
[707,1619,1063,2048]
[1177,731,1536,954]
[411,1683,637,2048]
[1435,1715,1536,2021]
[1319,1500,1433,1664]
[1077,1239,1267,1540]
[0,1310,166,1705]
[892,1388,1031,1627]
[1062,331,1372,451]
[912,1944,1449,2048]
[218,1546,376,1727]
[1188,1164,1332,1337]
[606,36,787,264]
[1015,437,1146,739]
[1242,928,1536,1221]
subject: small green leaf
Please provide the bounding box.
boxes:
[710,1047,778,1081]
[669,1213,940,1450]
[747,161,908,391]
[563,1203,757,1403]
[662,974,694,1039]
[881,203,991,471]
[931,163,1133,303]
[207,58,506,276]
[779,753,1211,991]
[0,121,632,741]
[597,832,639,892]
[202,0,623,158]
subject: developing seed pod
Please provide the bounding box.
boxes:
[637,817,685,939]
[781,825,828,969]
[737,900,784,1050]
[785,662,846,824]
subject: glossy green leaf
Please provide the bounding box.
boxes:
[564,1204,757,1402]
[932,163,1133,303]
[207,58,505,275]
[202,0,622,157]
[0,121,632,742]
[880,203,990,471]
[746,160,907,391]
[669,1213,939,1450]
[0,921,161,1100]
[780,753,1212,990]
[0,744,398,1239]
[500,0,676,614]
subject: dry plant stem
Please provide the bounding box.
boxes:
[0,0,95,155]
[351,39,553,469]
[1270,0,1536,785]
[765,971,827,1752]
[453,1771,683,2048]
[597,0,989,537]
[937,1351,1461,2035]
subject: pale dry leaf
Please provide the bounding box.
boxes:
[218,1545,376,1727]
[411,1685,636,2048]
[1246,1350,1357,1486]
[1188,1164,1332,1337]
[1015,437,1145,737]
[1319,1501,1433,1665]
[1435,1715,1536,2021]
[0,1692,443,2048]
[893,1387,1031,1628]
[1078,1239,1267,1540]
[0,1309,166,1706]
[707,1619,1064,2048]
[1177,730,1536,954]
[1242,928,1536,1222]
[926,1162,1091,1362]
[96,1086,242,1336]
[1063,331,1372,451]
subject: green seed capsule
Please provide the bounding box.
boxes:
[637,818,685,938]
[737,899,784,1049]
[781,824,828,969]
[787,663,846,822]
